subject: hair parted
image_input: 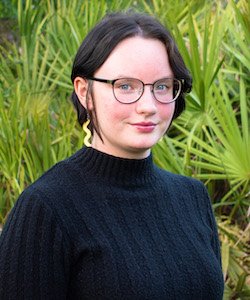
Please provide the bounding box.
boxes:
[71,10,192,133]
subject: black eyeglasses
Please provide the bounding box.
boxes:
[87,77,183,104]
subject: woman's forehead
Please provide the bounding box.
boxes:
[95,36,173,79]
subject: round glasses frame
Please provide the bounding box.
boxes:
[87,77,183,104]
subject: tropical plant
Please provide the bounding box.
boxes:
[219,216,250,300]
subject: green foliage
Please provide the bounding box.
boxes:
[0,0,17,18]
[0,0,249,296]
[219,217,250,299]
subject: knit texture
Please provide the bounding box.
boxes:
[0,147,224,299]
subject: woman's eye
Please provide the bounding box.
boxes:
[119,84,131,90]
[115,81,137,92]
[155,84,168,91]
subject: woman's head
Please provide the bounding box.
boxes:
[71,11,192,158]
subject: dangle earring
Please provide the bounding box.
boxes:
[82,117,92,147]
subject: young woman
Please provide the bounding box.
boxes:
[0,11,224,299]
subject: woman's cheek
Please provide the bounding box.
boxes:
[160,102,175,121]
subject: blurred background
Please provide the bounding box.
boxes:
[0,0,249,298]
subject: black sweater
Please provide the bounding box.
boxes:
[0,147,224,299]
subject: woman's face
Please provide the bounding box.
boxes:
[85,37,175,159]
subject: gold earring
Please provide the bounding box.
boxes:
[83,119,91,147]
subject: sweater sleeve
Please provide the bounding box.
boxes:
[0,188,71,299]
[198,182,222,264]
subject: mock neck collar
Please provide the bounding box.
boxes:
[74,147,155,185]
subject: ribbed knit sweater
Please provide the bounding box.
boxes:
[0,147,224,299]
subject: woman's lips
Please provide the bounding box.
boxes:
[132,122,156,133]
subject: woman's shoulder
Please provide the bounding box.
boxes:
[155,165,204,190]
[2,149,87,241]
[154,167,214,225]
[16,147,87,206]
[154,166,211,208]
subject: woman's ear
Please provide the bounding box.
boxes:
[74,77,91,109]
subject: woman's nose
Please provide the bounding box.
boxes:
[135,85,157,115]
